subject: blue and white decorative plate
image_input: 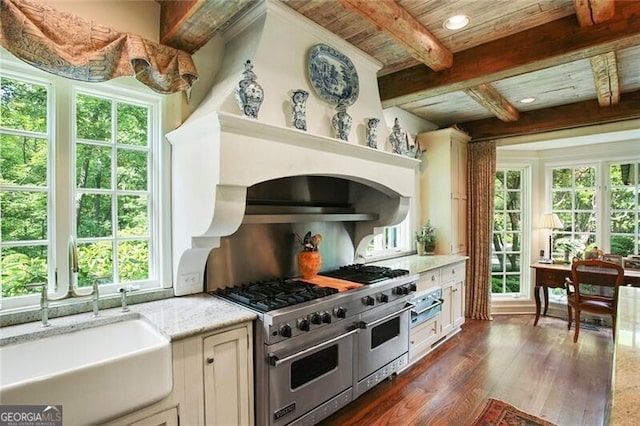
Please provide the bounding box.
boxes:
[308,44,359,106]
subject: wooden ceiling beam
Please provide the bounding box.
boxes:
[337,0,453,71]
[379,1,640,107]
[574,0,616,27]
[458,89,640,141]
[464,84,520,122]
[159,0,256,53]
[590,52,620,106]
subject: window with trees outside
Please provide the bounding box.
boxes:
[609,162,639,256]
[1,60,165,310]
[547,162,639,301]
[491,167,527,296]
[551,165,597,259]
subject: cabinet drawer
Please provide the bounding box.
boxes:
[417,269,441,293]
[409,316,440,363]
[441,261,466,283]
[536,269,567,288]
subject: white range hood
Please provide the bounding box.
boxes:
[166,0,420,295]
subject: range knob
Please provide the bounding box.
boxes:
[363,296,375,306]
[279,324,292,338]
[394,286,409,295]
[298,318,310,331]
[310,313,322,325]
[409,283,417,292]
[377,293,389,303]
[334,307,347,319]
[322,311,332,324]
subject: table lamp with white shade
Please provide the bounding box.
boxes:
[539,213,563,264]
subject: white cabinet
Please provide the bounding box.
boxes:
[106,322,253,426]
[408,260,466,365]
[417,128,470,255]
[409,315,440,364]
[203,326,253,426]
[416,268,440,293]
[440,262,466,336]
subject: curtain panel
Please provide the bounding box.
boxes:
[0,0,198,95]
[465,140,496,320]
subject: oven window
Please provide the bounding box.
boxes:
[371,317,400,349]
[290,344,338,389]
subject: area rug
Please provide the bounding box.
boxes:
[471,398,557,426]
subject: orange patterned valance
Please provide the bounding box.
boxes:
[0,0,198,96]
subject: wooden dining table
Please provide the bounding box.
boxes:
[530,262,640,326]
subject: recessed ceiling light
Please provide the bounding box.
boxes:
[519,97,536,104]
[443,15,470,30]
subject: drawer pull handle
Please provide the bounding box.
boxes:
[431,275,436,281]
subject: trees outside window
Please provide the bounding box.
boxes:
[491,168,527,296]
[1,76,50,298]
[609,162,639,256]
[1,59,165,309]
[551,165,597,253]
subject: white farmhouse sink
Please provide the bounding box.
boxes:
[0,317,172,425]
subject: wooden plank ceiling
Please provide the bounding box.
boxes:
[159,0,640,141]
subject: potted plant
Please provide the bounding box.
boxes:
[296,231,322,278]
[554,237,585,263]
[415,221,436,256]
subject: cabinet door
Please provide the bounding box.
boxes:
[450,138,467,255]
[203,327,252,426]
[127,407,178,426]
[452,279,465,328]
[440,282,454,336]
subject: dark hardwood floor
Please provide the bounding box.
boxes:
[319,315,613,426]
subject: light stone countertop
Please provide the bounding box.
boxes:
[0,294,257,346]
[610,285,640,425]
[370,254,469,275]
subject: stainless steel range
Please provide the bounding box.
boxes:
[215,265,418,426]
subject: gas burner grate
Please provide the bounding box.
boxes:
[215,279,338,312]
[320,264,410,284]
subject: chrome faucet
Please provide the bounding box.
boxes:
[49,235,95,300]
[92,278,100,317]
[26,283,50,327]
[117,285,140,313]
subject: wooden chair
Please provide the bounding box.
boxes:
[564,259,625,343]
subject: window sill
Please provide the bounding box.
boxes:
[360,248,415,263]
[0,288,173,327]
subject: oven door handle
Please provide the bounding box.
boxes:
[268,327,359,367]
[412,298,443,315]
[358,302,415,329]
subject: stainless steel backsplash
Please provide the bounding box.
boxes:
[205,221,356,290]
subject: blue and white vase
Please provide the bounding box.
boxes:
[290,89,309,131]
[389,117,406,154]
[332,103,352,141]
[366,118,380,148]
[235,60,264,119]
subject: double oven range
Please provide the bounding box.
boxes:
[215,264,418,426]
